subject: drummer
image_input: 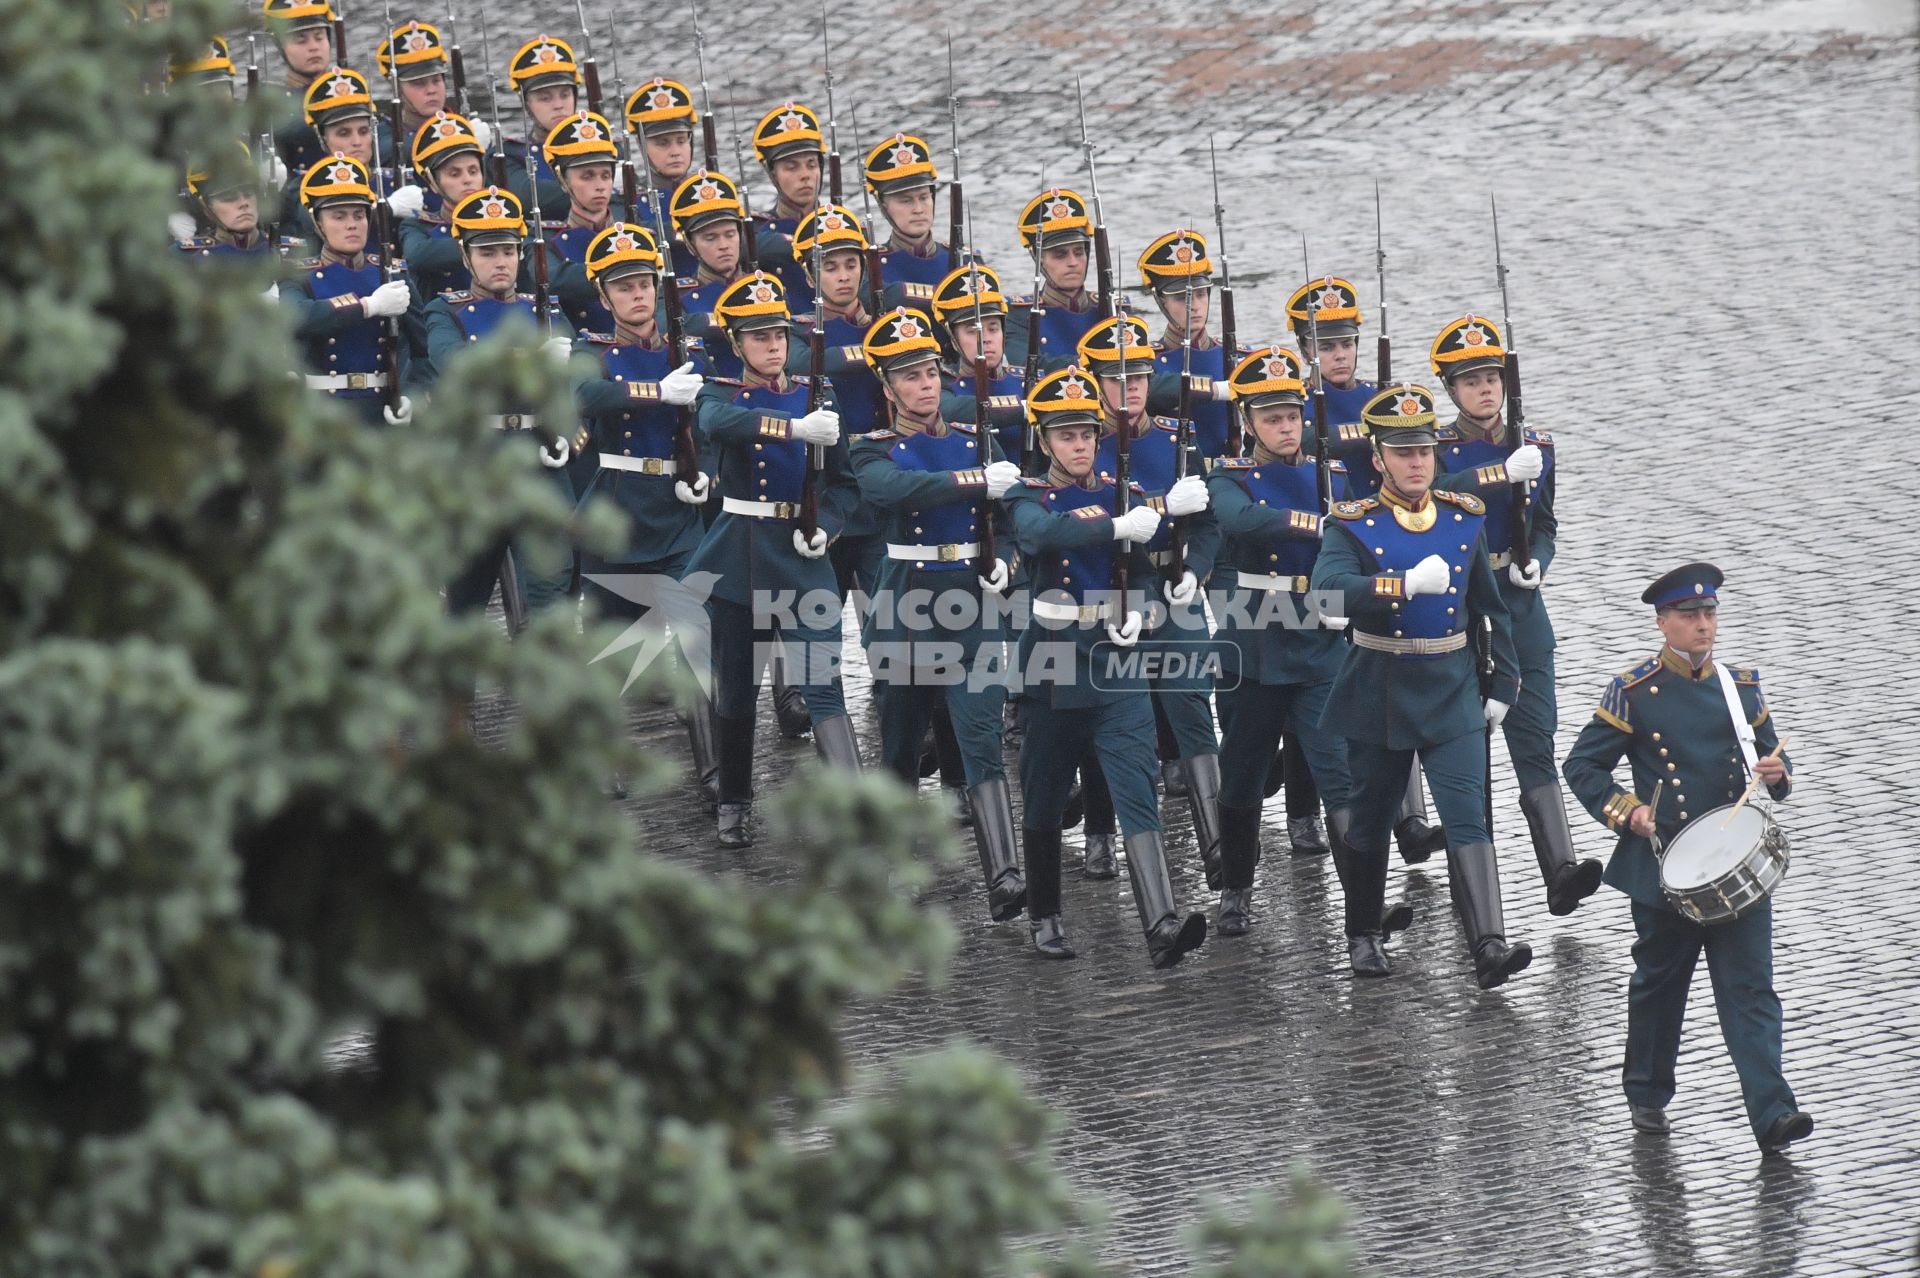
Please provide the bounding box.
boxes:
[1562,562,1811,1155]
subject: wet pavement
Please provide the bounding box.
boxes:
[460,0,1920,1270]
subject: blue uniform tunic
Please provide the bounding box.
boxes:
[1562,649,1798,1142]
[1148,341,1232,462]
[572,333,710,575]
[279,252,416,426]
[850,422,1009,785]
[1005,295,1101,373]
[1304,379,1380,493]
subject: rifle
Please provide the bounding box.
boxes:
[570,0,603,115]
[380,0,409,183]
[367,164,406,423]
[1374,180,1391,383]
[1018,161,1046,476]
[244,31,274,175]
[725,81,757,272]
[518,103,576,477]
[1300,239,1333,516]
[945,36,962,266]
[442,0,468,111]
[331,0,348,67]
[800,202,829,543]
[1076,76,1126,599]
[846,102,884,317]
[476,5,509,187]
[604,10,634,210]
[688,0,719,170]
[1208,136,1239,458]
[1166,221,1195,587]
[820,0,841,202]
[962,196,996,575]
[1491,196,1532,572]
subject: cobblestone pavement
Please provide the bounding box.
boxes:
[470,0,1920,1271]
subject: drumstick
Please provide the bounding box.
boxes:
[1721,735,1790,829]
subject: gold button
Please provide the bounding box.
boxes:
[1375,547,1384,554]
[1269,554,1278,562]
[1666,763,1676,772]
[1659,748,1668,757]
[1446,607,1455,615]
[1365,518,1375,526]
[1393,630,1403,638]
[1652,732,1662,742]
[1650,686,1660,695]
[623,431,631,439]
[1679,811,1689,820]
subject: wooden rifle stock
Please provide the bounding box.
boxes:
[799,313,824,541]
[1504,349,1531,570]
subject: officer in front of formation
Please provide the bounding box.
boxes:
[1428,314,1601,917]
[1311,384,1526,985]
[1004,188,1100,370]
[1562,563,1811,1155]
[1002,366,1208,969]
[280,154,415,428]
[848,307,1026,924]
[1205,347,1375,938]
[568,220,720,806]
[688,269,862,848]
[1294,274,1447,866]
[418,185,576,616]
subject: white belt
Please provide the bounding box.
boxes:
[598,454,675,475]
[1236,572,1311,594]
[1032,598,1112,624]
[488,413,541,431]
[722,495,801,519]
[306,371,390,391]
[1353,630,1469,655]
[887,541,980,563]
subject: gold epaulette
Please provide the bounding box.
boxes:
[951,421,977,434]
[1618,655,1663,688]
[1331,497,1379,521]
[1433,489,1486,515]
[1151,416,1180,431]
[1730,665,1760,685]
[439,288,472,302]
[1217,457,1254,470]
[1525,427,1554,447]
[1434,424,1461,443]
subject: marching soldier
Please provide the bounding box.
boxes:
[933,263,1025,474]
[1310,385,1526,985]
[286,67,393,237]
[1078,315,1223,887]
[620,76,701,274]
[1205,347,1377,937]
[1294,275,1447,864]
[1139,229,1236,462]
[503,34,583,219]
[862,132,961,289]
[1003,366,1208,968]
[538,110,627,332]
[1561,563,1811,1154]
[569,221,722,805]
[174,140,300,262]
[262,0,339,176]
[374,20,452,147]
[279,154,416,429]
[751,102,827,310]
[419,186,576,615]
[1430,314,1601,916]
[848,308,1026,921]
[687,270,863,847]
[168,36,236,94]
[393,112,490,305]
[1005,188,1100,370]
[669,170,786,379]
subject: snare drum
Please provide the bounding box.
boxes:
[1656,803,1791,925]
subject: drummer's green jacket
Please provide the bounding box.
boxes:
[1562,644,1793,909]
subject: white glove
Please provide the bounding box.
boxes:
[382,395,414,427]
[1403,553,1451,597]
[260,283,279,303]
[543,335,575,366]
[793,527,829,558]
[1504,444,1543,483]
[791,408,840,447]
[659,360,703,406]
[387,185,426,221]
[1509,560,1543,590]
[1164,474,1209,517]
[984,460,1021,499]
[1105,610,1143,647]
[1212,379,1232,402]
[977,558,1010,593]
[539,434,571,468]
[362,279,411,318]
[167,212,197,243]
[258,151,288,191]
[673,473,711,505]
[1165,569,1199,607]
[1111,505,1162,544]
[1484,698,1511,728]
[470,119,493,154]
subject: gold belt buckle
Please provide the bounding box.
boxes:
[346,372,370,390]
[774,501,797,518]
[502,413,523,430]
[937,543,960,562]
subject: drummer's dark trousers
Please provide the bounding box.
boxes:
[1625,898,1797,1144]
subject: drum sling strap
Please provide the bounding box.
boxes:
[1714,662,1760,778]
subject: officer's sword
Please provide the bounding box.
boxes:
[1491,196,1532,572]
